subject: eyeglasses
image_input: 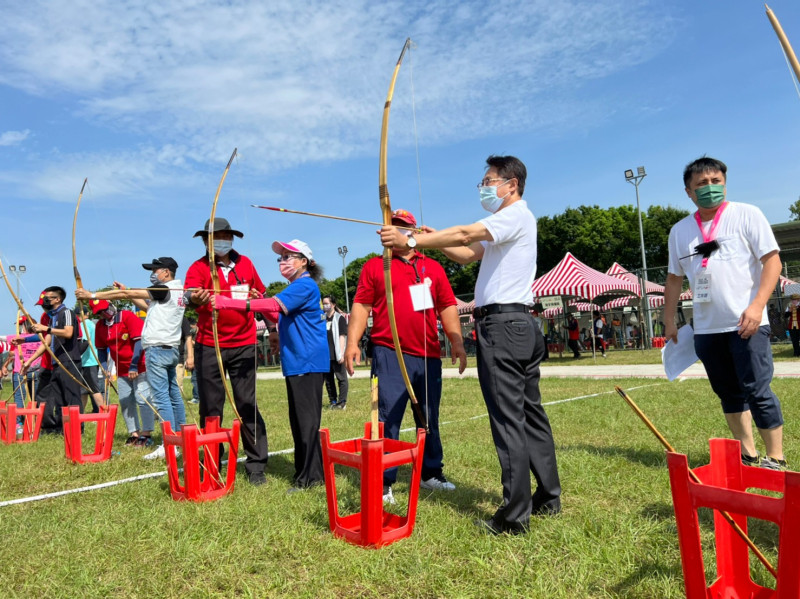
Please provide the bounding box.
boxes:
[276,254,301,263]
[476,177,508,189]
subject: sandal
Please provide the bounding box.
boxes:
[134,436,154,448]
[125,435,139,446]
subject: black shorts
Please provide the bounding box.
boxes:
[81,365,102,395]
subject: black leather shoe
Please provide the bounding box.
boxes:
[475,518,528,536]
[248,472,267,486]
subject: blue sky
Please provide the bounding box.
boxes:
[1,0,800,328]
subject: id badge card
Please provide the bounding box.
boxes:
[230,284,250,301]
[409,280,434,312]
[694,273,711,303]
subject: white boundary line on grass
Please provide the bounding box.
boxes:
[0,382,670,508]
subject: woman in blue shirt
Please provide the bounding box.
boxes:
[213,239,328,492]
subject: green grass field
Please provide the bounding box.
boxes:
[0,375,795,598]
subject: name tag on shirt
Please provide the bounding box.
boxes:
[409,280,434,312]
[694,274,711,303]
[230,284,249,301]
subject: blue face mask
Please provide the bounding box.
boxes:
[479,182,508,213]
[149,272,161,285]
[213,240,233,256]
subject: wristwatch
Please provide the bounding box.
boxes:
[406,234,417,249]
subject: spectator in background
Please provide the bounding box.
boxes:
[567,314,581,359]
[322,295,349,409]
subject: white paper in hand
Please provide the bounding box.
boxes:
[662,325,699,381]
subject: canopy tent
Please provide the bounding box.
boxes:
[780,276,799,294]
[532,252,639,304]
[605,262,665,295]
[456,298,475,315]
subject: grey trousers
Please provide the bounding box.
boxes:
[476,312,561,526]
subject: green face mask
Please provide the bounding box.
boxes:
[694,184,725,209]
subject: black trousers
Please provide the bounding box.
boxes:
[196,343,269,475]
[286,373,324,487]
[790,328,800,357]
[567,338,582,358]
[476,312,561,526]
[323,360,349,403]
[38,361,82,431]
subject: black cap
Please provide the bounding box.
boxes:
[193,217,244,238]
[142,257,179,272]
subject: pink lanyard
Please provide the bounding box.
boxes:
[694,202,728,268]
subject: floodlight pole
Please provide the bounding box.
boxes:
[338,246,350,313]
[9,265,26,304]
[625,167,654,346]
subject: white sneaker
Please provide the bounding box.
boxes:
[383,485,396,505]
[143,444,166,460]
[420,474,456,491]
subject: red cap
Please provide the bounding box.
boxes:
[391,209,417,227]
[35,290,47,306]
[89,299,110,314]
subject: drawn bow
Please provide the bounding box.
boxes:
[0,256,93,395]
[72,177,118,395]
[379,38,428,431]
[207,149,252,440]
[765,4,800,87]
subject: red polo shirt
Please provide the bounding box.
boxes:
[95,310,145,376]
[39,312,52,370]
[184,252,266,348]
[353,253,456,359]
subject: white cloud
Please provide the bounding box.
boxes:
[0,0,677,173]
[0,129,30,146]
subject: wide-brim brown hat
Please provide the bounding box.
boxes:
[193,217,243,238]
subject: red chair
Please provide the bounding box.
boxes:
[2,401,45,444]
[667,438,800,598]
[320,422,426,548]
[161,417,240,502]
[62,405,118,463]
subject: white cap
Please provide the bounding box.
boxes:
[271,239,313,261]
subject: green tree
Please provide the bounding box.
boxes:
[537,204,688,276]
[790,196,800,221]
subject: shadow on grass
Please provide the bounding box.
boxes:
[561,442,667,468]
[604,558,684,596]
[296,463,502,533]
[561,443,715,472]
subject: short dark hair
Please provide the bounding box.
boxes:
[44,286,66,301]
[486,155,527,197]
[682,156,727,187]
[322,295,337,305]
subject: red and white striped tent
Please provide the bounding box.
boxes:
[780,276,799,294]
[532,252,639,304]
[605,262,665,295]
[542,300,598,318]
[456,298,474,315]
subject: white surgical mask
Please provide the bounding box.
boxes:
[479,181,509,213]
[213,240,233,256]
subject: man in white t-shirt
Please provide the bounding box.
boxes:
[380,155,561,534]
[664,156,786,470]
[76,257,187,460]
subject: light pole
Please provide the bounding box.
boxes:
[8,264,26,304]
[337,246,350,313]
[624,167,654,346]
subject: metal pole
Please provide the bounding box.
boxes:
[338,247,350,313]
[634,183,653,345]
